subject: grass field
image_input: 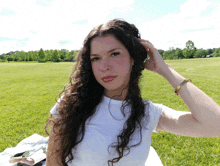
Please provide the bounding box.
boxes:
[1,58,220,165]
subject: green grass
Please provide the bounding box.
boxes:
[140,57,220,166]
[0,62,74,151]
[1,58,220,165]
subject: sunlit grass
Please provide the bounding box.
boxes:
[140,57,220,166]
[0,62,74,151]
[1,58,220,165]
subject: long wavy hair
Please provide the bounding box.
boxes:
[46,19,149,166]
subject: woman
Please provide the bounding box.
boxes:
[46,19,220,166]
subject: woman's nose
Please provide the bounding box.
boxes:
[100,58,111,71]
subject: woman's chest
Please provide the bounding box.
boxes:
[71,114,152,166]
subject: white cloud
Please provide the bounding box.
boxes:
[0,0,134,54]
[138,0,220,50]
[179,0,211,18]
[1,0,219,54]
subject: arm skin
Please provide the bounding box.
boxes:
[46,115,63,166]
[140,39,220,137]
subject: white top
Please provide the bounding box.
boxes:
[50,95,169,166]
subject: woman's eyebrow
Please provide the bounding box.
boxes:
[108,48,120,53]
[90,48,121,57]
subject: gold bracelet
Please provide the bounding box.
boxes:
[175,79,191,95]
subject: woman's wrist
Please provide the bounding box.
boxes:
[158,63,185,90]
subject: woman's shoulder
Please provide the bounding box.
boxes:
[142,100,167,121]
[142,100,167,132]
[143,99,170,111]
[50,97,63,118]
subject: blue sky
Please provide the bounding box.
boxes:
[0,0,220,54]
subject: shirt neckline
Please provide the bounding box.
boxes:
[102,95,125,105]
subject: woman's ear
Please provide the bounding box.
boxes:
[131,58,134,66]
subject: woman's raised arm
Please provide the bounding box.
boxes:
[140,39,220,137]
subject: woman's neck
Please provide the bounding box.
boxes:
[104,89,128,101]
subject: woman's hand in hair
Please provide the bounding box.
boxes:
[139,39,169,76]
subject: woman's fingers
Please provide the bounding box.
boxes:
[139,39,156,71]
[139,39,155,50]
[139,39,155,59]
[139,39,156,59]
[139,39,167,73]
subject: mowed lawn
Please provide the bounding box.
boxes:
[1,58,220,165]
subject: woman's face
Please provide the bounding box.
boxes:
[90,35,134,100]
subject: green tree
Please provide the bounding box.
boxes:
[158,49,164,58]
[59,49,68,61]
[52,50,60,62]
[212,48,220,57]
[18,51,27,61]
[27,51,34,61]
[162,51,169,60]
[32,51,39,61]
[7,52,14,61]
[175,48,184,59]
[65,50,75,61]
[194,49,208,58]
[207,48,214,54]
[49,50,54,60]
[0,54,6,61]
[38,48,46,61]
[162,47,177,60]
[44,50,52,61]
[183,40,197,58]
[13,52,20,61]
[163,50,175,60]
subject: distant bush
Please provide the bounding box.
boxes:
[0,59,6,62]
[0,55,6,60]
[212,48,220,57]
[7,57,14,61]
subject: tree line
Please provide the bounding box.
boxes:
[158,40,220,60]
[0,48,78,62]
[0,40,220,62]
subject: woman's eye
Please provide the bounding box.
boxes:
[111,52,120,56]
[91,57,99,61]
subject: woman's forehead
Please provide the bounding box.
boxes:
[90,35,125,54]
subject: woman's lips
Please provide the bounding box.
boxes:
[102,76,116,82]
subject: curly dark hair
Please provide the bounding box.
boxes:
[46,19,149,166]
